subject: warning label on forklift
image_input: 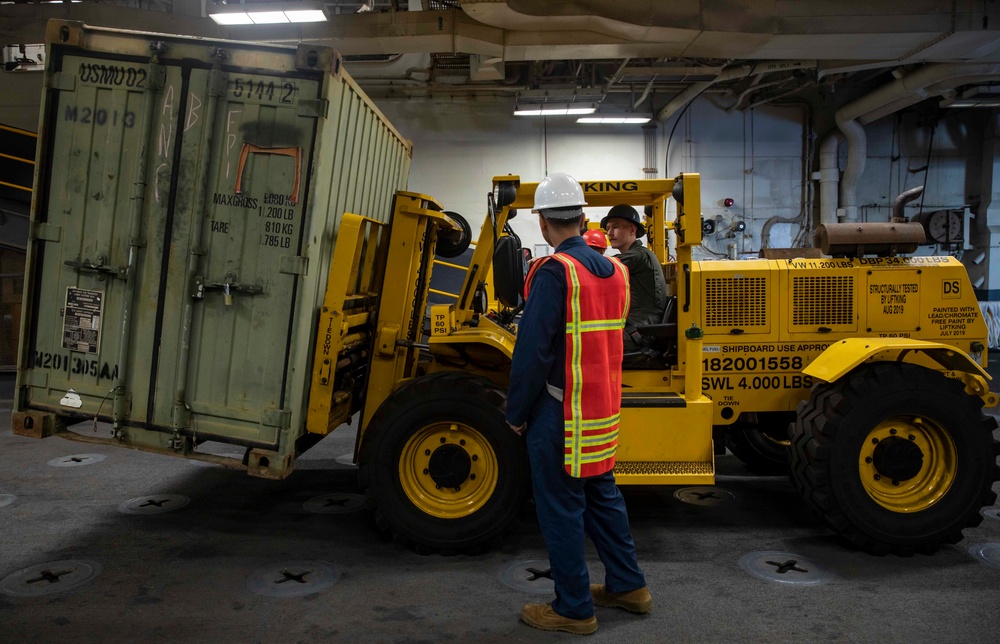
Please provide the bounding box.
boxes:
[926,305,979,337]
[62,287,104,355]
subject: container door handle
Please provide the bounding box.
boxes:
[65,256,127,280]
[193,272,264,305]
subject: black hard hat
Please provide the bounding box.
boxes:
[600,204,645,238]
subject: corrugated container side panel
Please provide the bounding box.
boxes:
[342,94,363,222]
[283,68,410,438]
[366,124,384,219]
[358,114,376,219]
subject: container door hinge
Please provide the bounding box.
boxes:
[297,98,328,119]
[207,68,227,97]
[30,222,61,242]
[146,64,166,91]
[261,408,291,430]
[279,255,308,276]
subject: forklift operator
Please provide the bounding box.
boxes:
[602,204,668,356]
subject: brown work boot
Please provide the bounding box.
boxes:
[520,603,598,635]
[590,584,653,614]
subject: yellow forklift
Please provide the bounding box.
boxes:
[307,174,999,556]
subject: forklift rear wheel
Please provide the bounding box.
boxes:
[359,372,530,552]
[724,412,793,475]
[789,362,999,555]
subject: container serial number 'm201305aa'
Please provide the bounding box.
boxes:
[29,352,120,381]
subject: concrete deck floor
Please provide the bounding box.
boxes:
[0,371,998,643]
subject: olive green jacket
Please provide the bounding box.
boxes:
[617,240,667,349]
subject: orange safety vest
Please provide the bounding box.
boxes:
[525,252,630,477]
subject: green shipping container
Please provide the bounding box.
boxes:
[14,21,411,473]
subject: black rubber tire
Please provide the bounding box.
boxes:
[724,412,794,475]
[358,372,530,552]
[436,211,473,258]
[789,363,1000,556]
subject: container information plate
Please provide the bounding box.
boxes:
[62,287,104,354]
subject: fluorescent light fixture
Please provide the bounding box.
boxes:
[941,99,1000,108]
[940,85,1000,108]
[514,105,596,117]
[211,11,254,24]
[577,116,651,124]
[246,10,289,23]
[208,1,329,25]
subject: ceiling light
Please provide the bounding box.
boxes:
[211,11,254,25]
[577,116,651,124]
[940,85,1000,108]
[208,1,329,25]
[514,104,596,117]
[246,10,289,23]
[940,98,1000,108]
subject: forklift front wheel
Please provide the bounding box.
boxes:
[359,372,530,552]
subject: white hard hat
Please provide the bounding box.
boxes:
[532,172,588,215]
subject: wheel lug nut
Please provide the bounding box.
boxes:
[892,480,899,486]
[874,474,881,481]
[889,428,897,435]
[425,449,431,456]
[472,455,478,461]
[865,457,873,464]
[435,485,440,489]
[423,468,429,475]
[908,435,916,441]
[460,439,466,446]
[454,486,461,492]
[871,438,879,444]
[470,474,476,480]
[440,437,446,443]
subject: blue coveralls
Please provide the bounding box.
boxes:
[506,235,646,620]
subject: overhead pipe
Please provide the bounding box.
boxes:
[602,58,632,95]
[726,77,785,112]
[633,76,656,109]
[741,80,816,111]
[892,185,924,222]
[835,63,1000,222]
[859,74,1000,124]
[656,60,815,122]
[833,115,867,222]
[817,130,844,225]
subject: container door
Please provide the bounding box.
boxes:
[152,69,320,447]
[24,54,166,418]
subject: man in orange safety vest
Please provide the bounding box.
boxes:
[506,172,652,635]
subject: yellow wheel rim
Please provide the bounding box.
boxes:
[858,416,957,513]
[398,422,498,520]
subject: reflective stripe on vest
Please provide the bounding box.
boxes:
[546,252,629,478]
